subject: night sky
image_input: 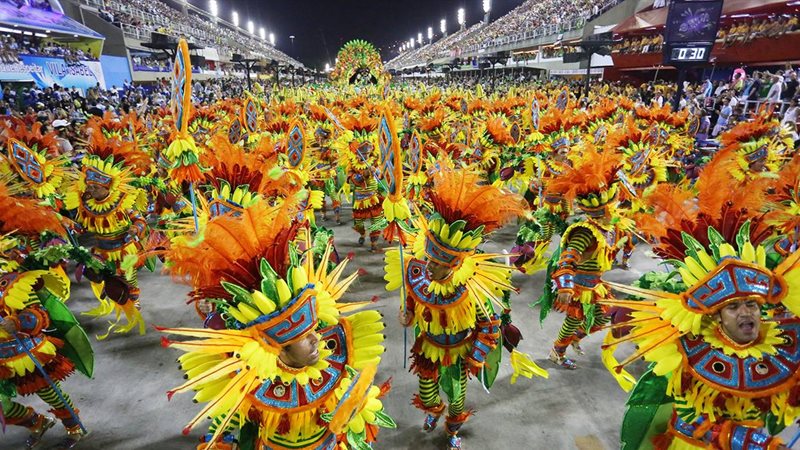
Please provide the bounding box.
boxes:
[182,0,523,69]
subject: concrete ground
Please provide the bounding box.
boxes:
[4,208,662,450]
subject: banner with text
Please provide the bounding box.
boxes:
[0,55,106,92]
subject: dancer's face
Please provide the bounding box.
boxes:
[426,260,453,282]
[83,184,110,202]
[279,332,320,368]
[716,298,761,344]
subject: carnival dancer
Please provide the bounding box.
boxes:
[509,98,581,274]
[385,169,547,450]
[538,145,634,369]
[335,108,385,252]
[160,199,395,450]
[65,129,151,339]
[601,160,800,450]
[307,105,343,224]
[0,178,93,449]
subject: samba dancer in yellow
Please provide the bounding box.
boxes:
[385,169,547,450]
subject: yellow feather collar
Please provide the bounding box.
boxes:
[702,321,781,360]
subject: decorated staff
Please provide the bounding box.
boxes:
[378,106,411,244]
[165,38,204,233]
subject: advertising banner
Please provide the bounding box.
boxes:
[100,55,133,90]
[0,55,106,92]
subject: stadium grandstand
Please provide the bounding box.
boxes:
[387,0,799,107]
[0,0,304,93]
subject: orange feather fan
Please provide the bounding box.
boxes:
[340,109,378,134]
[604,117,645,152]
[428,169,526,234]
[587,98,617,124]
[638,152,772,261]
[545,144,622,203]
[0,177,65,236]
[200,135,269,193]
[484,115,514,146]
[718,114,774,152]
[417,109,446,133]
[0,118,59,157]
[632,183,698,244]
[166,200,301,302]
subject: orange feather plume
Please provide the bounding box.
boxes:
[546,144,622,203]
[84,128,153,176]
[484,115,513,145]
[200,135,269,193]
[340,109,378,134]
[166,199,301,301]
[0,177,65,236]
[632,183,698,243]
[639,152,772,260]
[418,109,446,133]
[428,169,526,233]
[0,118,59,157]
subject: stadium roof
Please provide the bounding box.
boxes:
[0,2,104,39]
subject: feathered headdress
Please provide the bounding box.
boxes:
[600,155,795,394]
[634,154,772,262]
[64,130,148,233]
[716,113,790,180]
[1,119,67,199]
[606,118,668,199]
[198,134,273,217]
[546,144,622,217]
[766,155,800,254]
[161,200,391,447]
[389,170,525,301]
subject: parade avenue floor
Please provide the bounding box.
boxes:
[3,207,675,450]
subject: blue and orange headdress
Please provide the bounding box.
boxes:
[161,200,392,448]
[0,118,67,199]
[600,157,800,392]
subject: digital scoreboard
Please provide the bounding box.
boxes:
[662,0,723,65]
[668,44,713,62]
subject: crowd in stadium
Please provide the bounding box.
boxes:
[0,34,95,64]
[615,13,799,55]
[97,0,297,66]
[389,0,622,69]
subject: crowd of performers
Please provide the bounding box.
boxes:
[2,43,800,450]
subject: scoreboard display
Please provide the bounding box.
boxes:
[662,0,723,65]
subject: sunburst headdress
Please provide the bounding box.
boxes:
[0,118,67,199]
[333,108,379,170]
[600,158,800,395]
[717,113,791,180]
[606,117,668,200]
[64,129,149,233]
[161,200,392,448]
[766,155,800,256]
[387,170,525,301]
